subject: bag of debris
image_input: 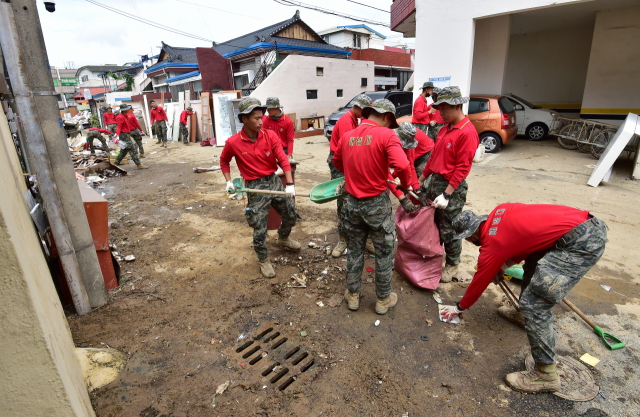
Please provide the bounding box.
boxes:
[394,205,443,290]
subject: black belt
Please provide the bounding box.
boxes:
[247,173,275,184]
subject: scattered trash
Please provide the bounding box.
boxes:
[600,285,611,291]
[150,151,158,154]
[124,255,135,262]
[327,293,344,307]
[308,242,316,247]
[438,305,460,324]
[374,320,380,326]
[287,274,307,288]
[366,267,374,273]
[425,319,433,327]
[420,336,429,341]
[300,331,307,337]
[432,293,442,304]
[215,381,229,395]
[599,391,606,399]
[316,301,325,307]
[580,353,600,367]
[193,166,221,173]
[186,207,193,210]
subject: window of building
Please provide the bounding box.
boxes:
[316,67,324,76]
[56,94,62,101]
[353,33,361,48]
[337,89,343,98]
[468,98,490,114]
[361,78,367,87]
[234,74,249,88]
[81,75,89,82]
[192,80,202,100]
[307,90,318,100]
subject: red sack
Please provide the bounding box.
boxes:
[394,205,443,290]
[200,138,214,146]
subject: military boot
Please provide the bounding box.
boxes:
[505,363,560,393]
[276,236,301,251]
[259,258,275,278]
[344,289,359,311]
[156,140,162,144]
[163,142,167,148]
[365,238,375,254]
[498,305,525,329]
[139,153,146,158]
[136,164,149,169]
[440,264,459,283]
[375,292,398,315]
[332,235,347,258]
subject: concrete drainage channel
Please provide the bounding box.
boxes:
[224,322,319,392]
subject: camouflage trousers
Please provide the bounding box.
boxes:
[130,128,144,155]
[413,123,429,134]
[343,192,396,298]
[414,150,432,179]
[424,174,468,265]
[106,123,117,135]
[519,216,608,365]
[86,131,108,153]
[428,123,445,142]
[245,174,297,260]
[179,122,189,144]
[114,132,141,165]
[327,152,346,235]
[154,120,168,143]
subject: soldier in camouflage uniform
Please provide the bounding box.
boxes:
[179,107,194,145]
[125,107,146,158]
[86,128,111,154]
[412,81,434,134]
[418,86,479,282]
[332,99,413,315]
[441,205,608,394]
[427,87,446,142]
[114,104,148,169]
[219,97,300,278]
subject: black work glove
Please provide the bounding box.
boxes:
[413,189,428,206]
[400,197,418,213]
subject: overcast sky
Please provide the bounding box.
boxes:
[37,0,414,69]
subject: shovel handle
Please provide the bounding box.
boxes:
[231,188,310,197]
[562,298,596,328]
[386,180,422,203]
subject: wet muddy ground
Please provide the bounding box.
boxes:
[69,136,640,416]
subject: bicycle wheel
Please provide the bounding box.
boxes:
[557,124,580,150]
[576,127,593,153]
[590,128,616,159]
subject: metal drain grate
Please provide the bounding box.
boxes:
[224,322,319,392]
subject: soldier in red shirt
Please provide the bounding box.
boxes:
[412,126,435,178]
[441,205,608,393]
[418,86,479,283]
[327,94,372,258]
[114,104,148,169]
[332,99,412,315]
[86,127,112,154]
[103,106,117,134]
[262,97,295,158]
[220,97,300,278]
[126,108,146,158]
[178,107,194,145]
[427,87,446,141]
[412,81,434,134]
[387,122,428,211]
[150,100,168,147]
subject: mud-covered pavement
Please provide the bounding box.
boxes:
[68,136,640,417]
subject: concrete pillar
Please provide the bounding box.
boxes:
[0,110,94,416]
[470,15,511,95]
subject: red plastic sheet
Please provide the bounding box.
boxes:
[394,205,443,289]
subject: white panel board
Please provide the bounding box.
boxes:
[213,93,238,147]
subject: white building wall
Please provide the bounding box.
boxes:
[470,15,511,95]
[502,25,593,108]
[581,5,640,117]
[251,55,374,130]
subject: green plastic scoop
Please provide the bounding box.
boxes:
[229,177,345,204]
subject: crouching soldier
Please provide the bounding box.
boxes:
[441,204,608,393]
[219,97,301,278]
[332,99,413,315]
[114,104,148,169]
[86,127,111,154]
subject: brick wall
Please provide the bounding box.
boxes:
[347,48,411,68]
[195,48,232,92]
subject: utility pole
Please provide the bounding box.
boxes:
[0,0,108,310]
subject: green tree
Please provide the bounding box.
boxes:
[90,114,100,128]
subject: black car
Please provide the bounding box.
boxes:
[324,90,413,139]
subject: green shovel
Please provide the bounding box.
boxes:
[563,298,625,350]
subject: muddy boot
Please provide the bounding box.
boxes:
[375,292,398,315]
[498,305,525,329]
[332,235,347,258]
[276,236,301,251]
[184,142,190,146]
[505,363,560,393]
[136,164,149,169]
[440,264,459,283]
[139,153,146,158]
[365,238,375,254]
[156,140,161,144]
[163,142,168,148]
[259,258,275,278]
[344,289,359,311]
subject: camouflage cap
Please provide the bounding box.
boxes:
[420,81,434,90]
[119,103,132,111]
[265,97,281,109]
[352,94,373,109]
[432,86,469,108]
[361,98,399,129]
[186,106,193,111]
[114,109,121,115]
[452,210,489,241]
[395,122,417,149]
[106,105,112,110]
[237,97,266,122]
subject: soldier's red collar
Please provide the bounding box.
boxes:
[360,120,380,128]
[452,116,471,130]
[348,110,357,124]
[240,128,264,141]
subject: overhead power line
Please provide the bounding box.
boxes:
[176,0,267,20]
[345,0,389,13]
[272,0,390,27]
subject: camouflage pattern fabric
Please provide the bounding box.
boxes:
[428,123,445,142]
[106,123,117,135]
[130,128,144,155]
[432,86,469,107]
[424,174,468,265]
[154,120,168,143]
[327,152,346,235]
[114,132,141,165]
[519,217,608,364]
[414,150,432,178]
[86,130,108,153]
[343,192,396,298]
[179,122,189,144]
[244,174,297,260]
[413,123,429,134]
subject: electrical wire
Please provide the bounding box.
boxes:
[345,0,389,13]
[176,0,267,20]
[272,0,390,27]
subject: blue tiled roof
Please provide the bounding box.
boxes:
[165,70,200,83]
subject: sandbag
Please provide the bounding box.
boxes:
[394,205,443,289]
